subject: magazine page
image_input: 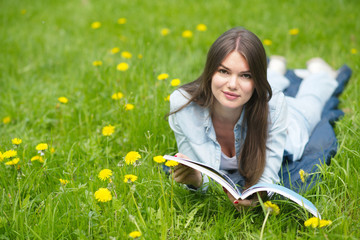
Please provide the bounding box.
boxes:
[163,155,241,199]
[243,183,321,218]
[163,156,320,218]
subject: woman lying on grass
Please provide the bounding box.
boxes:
[168,27,339,210]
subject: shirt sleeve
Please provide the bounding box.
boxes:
[168,91,210,190]
[168,91,196,160]
[258,91,288,184]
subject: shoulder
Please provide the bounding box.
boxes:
[170,88,207,121]
[169,89,209,144]
[170,88,192,111]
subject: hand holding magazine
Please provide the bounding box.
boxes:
[163,155,321,218]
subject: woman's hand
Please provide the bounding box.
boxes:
[223,187,259,211]
[171,153,203,188]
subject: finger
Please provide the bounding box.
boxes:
[173,164,191,175]
[173,167,193,182]
[174,153,189,159]
[174,172,190,184]
[234,199,257,208]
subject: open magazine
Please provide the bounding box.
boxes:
[163,155,321,218]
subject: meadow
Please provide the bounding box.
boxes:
[0,0,359,239]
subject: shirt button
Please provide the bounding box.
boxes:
[235,138,239,143]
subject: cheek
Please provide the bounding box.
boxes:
[211,74,226,90]
[242,81,255,95]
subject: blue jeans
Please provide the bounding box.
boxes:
[268,69,338,161]
[277,65,351,192]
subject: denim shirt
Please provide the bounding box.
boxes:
[168,88,288,187]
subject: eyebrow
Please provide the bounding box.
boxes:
[219,64,251,74]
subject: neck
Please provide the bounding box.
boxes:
[212,102,243,127]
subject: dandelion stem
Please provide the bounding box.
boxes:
[157,166,168,240]
[106,137,109,167]
[260,210,270,240]
[130,190,146,226]
[157,167,168,209]
[170,174,174,236]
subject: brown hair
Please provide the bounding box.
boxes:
[170,27,272,187]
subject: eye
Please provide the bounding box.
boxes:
[218,69,229,75]
[240,73,252,79]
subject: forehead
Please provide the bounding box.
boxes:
[221,51,249,70]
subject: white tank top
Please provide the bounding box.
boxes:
[219,152,238,170]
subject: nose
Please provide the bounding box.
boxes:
[227,75,237,89]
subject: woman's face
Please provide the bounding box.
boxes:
[211,51,255,114]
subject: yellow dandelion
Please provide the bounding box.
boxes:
[263,39,272,46]
[3,116,11,124]
[31,155,44,163]
[289,28,299,35]
[92,60,103,67]
[264,201,280,215]
[125,103,134,111]
[91,21,101,29]
[102,124,115,136]
[3,150,17,159]
[121,51,132,59]
[161,28,170,36]
[304,217,319,228]
[170,78,181,87]
[117,62,129,71]
[12,138,22,145]
[117,17,127,24]
[137,54,143,59]
[304,217,332,228]
[351,48,357,54]
[319,219,333,228]
[50,147,55,154]
[125,151,141,165]
[111,47,120,54]
[299,169,306,183]
[129,231,141,238]
[164,95,170,101]
[58,97,68,104]
[98,169,113,181]
[182,30,193,38]
[111,92,124,100]
[124,174,138,183]
[21,9,27,15]
[94,188,112,202]
[5,158,20,166]
[157,73,169,80]
[196,23,207,31]
[153,155,166,163]
[165,160,179,167]
[36,143,48,151]
[59,179,69,185]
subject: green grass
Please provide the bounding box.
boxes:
[1,0,359,239]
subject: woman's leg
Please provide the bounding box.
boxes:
[293,72,338,133]
[286,71,338,160]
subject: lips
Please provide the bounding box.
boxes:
[223,91,240,100]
